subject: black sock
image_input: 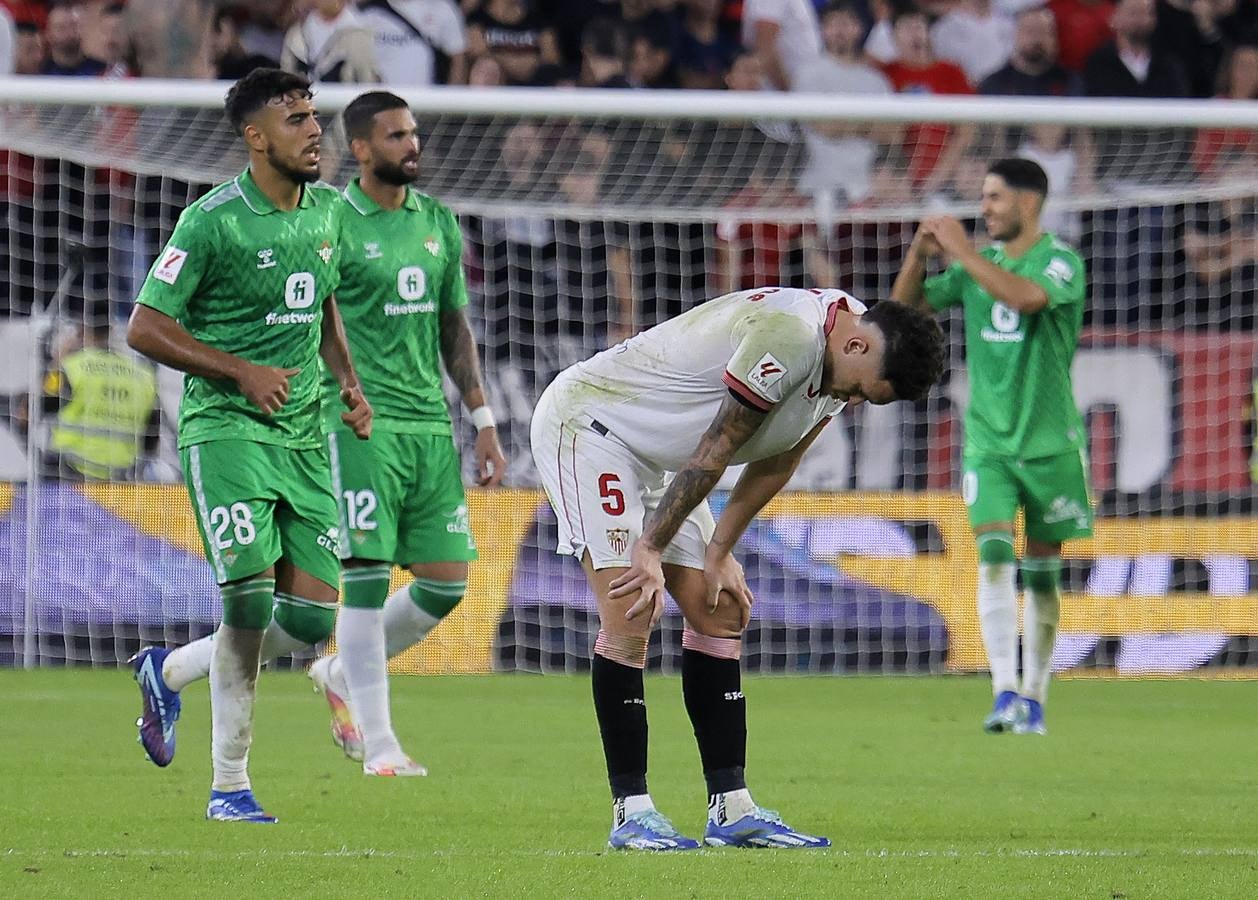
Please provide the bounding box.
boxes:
[591,653,648,798]
[681,648,747,795]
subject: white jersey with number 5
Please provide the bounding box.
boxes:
[547,287,862,472]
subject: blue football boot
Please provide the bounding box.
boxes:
[1014,698,1048,735]
[129,646,181,766]
[607,809,700,851]
[703,806,830,849]
[206,790,278,824]
[983,690,1021,734]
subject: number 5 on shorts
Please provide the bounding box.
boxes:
[599,473,625,516]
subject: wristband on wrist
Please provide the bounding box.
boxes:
[470,405,496,431]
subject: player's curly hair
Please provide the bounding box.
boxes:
[224,68,313,136]
[864,300,946,402]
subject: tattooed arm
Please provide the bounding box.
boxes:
[607,395,766,623]
[642,396,765,552]
[439,306,506,486]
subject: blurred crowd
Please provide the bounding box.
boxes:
[0,0,1252,99]
[3,0,1258,330]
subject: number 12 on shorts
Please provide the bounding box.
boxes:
[342,489,378,531]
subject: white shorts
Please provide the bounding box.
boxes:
[530,379,715,571]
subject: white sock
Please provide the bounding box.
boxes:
[209,625,262,793]
[336,606,401,762]
[709,788,755,825]
[383,585,442,658]
[1021,579,1061,704]
[977,562,1019,696]
[160,611,312,693]
[162,633,214,692]
[613,793,655,826]
[259,618,309,663]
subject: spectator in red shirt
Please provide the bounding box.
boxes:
[1048,0,1115,74]
[1193,42,1258,177]
[881,9,976,198]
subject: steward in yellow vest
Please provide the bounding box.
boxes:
[46,324,159,480]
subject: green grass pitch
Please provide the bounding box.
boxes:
[1,670,1255,898]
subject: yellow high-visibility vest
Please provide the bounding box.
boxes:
[48,348,158,479]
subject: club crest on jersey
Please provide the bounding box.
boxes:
[747,352,787,394]
[363,242,383,259]
[317,241,334,265]
[256,248,276,269]
[153,246,188,284]
[425,237,441,257]
[606,528,629,556]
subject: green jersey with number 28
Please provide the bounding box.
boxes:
[135,169,344,450]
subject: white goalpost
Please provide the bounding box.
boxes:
[2,78,1257,677]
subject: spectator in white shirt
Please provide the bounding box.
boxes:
[864,0,902,64]
[794,2,898,206]
[357,0,468,85]
[742,0,824,89]
[0,5,15,75]
[283,0,380,83]
[930,0,1016,85]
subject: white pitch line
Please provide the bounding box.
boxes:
[6,847,1258,862]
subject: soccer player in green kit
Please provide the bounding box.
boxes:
[892,158,1091,736]
[126,69,372,821]
[306,92,507,775]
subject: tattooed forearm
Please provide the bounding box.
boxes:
[641,395,765,551]
[440,308,488,410]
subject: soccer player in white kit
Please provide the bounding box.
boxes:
[530,286,945,850]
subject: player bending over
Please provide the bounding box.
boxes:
[892,157,1092,736]
[306,91,507,776]
[530,287,944,850]
[126,69,371,822]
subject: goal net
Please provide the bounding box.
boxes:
[2,82,1255,677]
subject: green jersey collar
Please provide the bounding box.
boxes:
[234,168,319,216]
[344,178,421,216]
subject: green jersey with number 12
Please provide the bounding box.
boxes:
[322,179,469,435]
[135,169,343,450]
[924,232,1087,460]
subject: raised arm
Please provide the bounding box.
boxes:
[890,226,942,310]
[319,294,372,439]
[922,215,1048,314]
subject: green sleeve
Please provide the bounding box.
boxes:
[134,207,212,321]
[440,206,469,312]
[922,262,965,311]
[326,194,346,297]
[1026,250,1086,309]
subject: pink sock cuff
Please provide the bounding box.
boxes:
[682,627,741,660]
[594,630,649,669]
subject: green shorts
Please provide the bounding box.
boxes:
[327,427,477,567]
[962,448,1095,544]
[182,440,342,588]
